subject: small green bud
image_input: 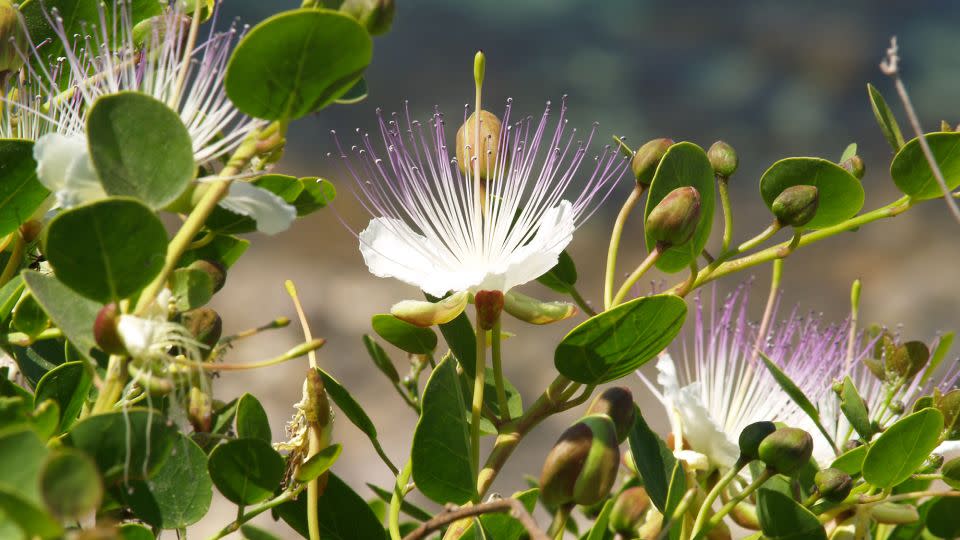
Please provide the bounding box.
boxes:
[919,453,944,474]
[870,502,919,525]
[608,486,650,535]
[814,468,853,502]
[935,389,960,439]
[888,400,905,415]
[502,290,576,325]
[757,427,813,476]
[474,290,504,331]
[539,415,620,508]
[707,140,738,178]
[738,421,777,462]
[390,291,469,327]
[586,387,635,443]
[188,259,227,293]
[93,303,127,355]
[0,1,25,79]
[888,341,929,380]
[631,138,673,187]
[840,155,865,180]
[771,185,819,228]
[646,186,701,247]
[942,457,960,489]
[456,110,502,180]
[180,307,222,351]
[340,0,395,36]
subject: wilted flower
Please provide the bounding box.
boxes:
[336,97,628,297]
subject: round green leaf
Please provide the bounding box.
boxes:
[555,294,687,384]
[87,92,195,208]
[22,271,102,365]
[226,9,372,121]
[0,426,49,503]
[207,438,284,505]
[537,251,578,293]
[236,393,272,443]
[118,523,154,540]
[295,443,342,483]
[890,132,960,200]
[756,488,827,540]
[168,267,213,311]
[123,434,212,529]
[0,140,47,238]
[35,361,92,432]
[294,177,337,216]
[371,314,437,354]
[863,408,944,489]
[643,142,715,273]
[759,157,864,229]
[40,449,102,519]
[66,409,177,484]
[44,198,168,302]
[11,292,48,338]
[928,497,960,538]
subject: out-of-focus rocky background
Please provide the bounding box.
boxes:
[190,0,960,536]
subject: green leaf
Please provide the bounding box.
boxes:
[22,271,101,364]
[366,483,433,521]
[890,132,960,200]
[0,275,24,325]
[921,331,955,386]
[586,498,615,540]
[537,251,578,293]
[461,368,523,435]
[428,294,476,377]
[0,426,49,503]
[840,143,858,162]
[0,140,46,238]
[118,523,154,540]
[756,488,827,540]
[628,405,680,513]
[87,92,195,208]
[412,354,475,504]
[225,9,373,121]
[759,352,836,450]
[316,368,395,474]
[34,361,92,432]
[862,408,944,488]
[927,497,960,538]
[644,142,716,273]
[555,295,687,384]
[67,409,177,484]
[39,448,102,519]
[277,473,386,540]
[168,267,213,311]
[759,157,864,229]
[12,292,48,338]
[206,175,303,234]
[830,445,867,476]
[0,486,63,540]
[867,83,906,152]
[362,335,400,383]
[838,376,875,440]
[295,444,343,483]
[294,178,337,216]
[236,393,272,443]
[241,524,283,540]
[180,234,249,269]
[335,78,368,105]
[371,314,437,354]
[207,438,284,505]
[123,434,212,529]
[43,198,168,302]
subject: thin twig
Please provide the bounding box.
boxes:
[401,498,549,540]
[880,36,960,224]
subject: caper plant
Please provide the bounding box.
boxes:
[0,1,958,539]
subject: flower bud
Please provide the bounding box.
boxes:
[870,502,919,525]
[539,415,620,508]
[94,303,127,355]
[474,290,504,331]
[180,307,222,351]
[188,259,227,293]
[888,341,929,380]
[919,453,944,474]
[935,389,960,439]
[814,468,853,502]
[738,421,777,463]
[19,220,43,244]
[0,1,25,79]
[340,0,395,36]
[390,291,469,327]
[502,290,576,324]
[843,439,864,451]
[840,155,865,180]
[456,110,502,180]
[707,141,738,178]
[646,186,701,248]
[942,457,960,489]
[631,138,673,187]
[608,486,650,535]
[757,427,813,476]
[771,185,819,228]
[188,386,212,433]
[586,387,635,443]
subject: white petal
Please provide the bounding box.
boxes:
[34,133,106,208]
[219,182,296,235]
[359,217,484,296]
[117,315,161,358]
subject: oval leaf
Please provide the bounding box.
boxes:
[371,314,437,354]
[867,83,905,152]
[66,409,177,484]
[276,473,386,540]
[34,361,92,432]
[863,408,944,489]
[555,294,687,384]
[123,434,212,529]
[236,393,272,443]
[760,157,864,229]
[295,443,343,483]
[0,140,46,238]
[40,448,102,519]
[890,132,960,200]
[22,271,102,364]
[756,488,827,540]
[207,438,284,505]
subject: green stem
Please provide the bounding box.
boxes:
[491,319,509,422]
[611,244,663,307]
[92,355,127,414]
[736,221,782,254]
[471,317,487,491]
[846,279,862,372]
[0,232,24,288]
[547,504,572,539]
[207,484,305,540]
[718,176,734,252]
[567,285,597,317]
[2,327,63,347]
[389,459,413,540]
[604,185,645,309]
[692,462,745,537]
[696,469,772,539]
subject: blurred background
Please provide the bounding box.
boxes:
[197,0,960,536]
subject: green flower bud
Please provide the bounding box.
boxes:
[646,186,701,248]
[539,415,620,508]
[456,110,502,180]
[502,290,576,325]
[586,387,636,443]
[474,290,504,331]
[814,468,853,502]
[942,457,960,489]
[188,386,212,433]
[180,307,222,351]
[608,486,650,535]
[757,427,813,476]
[935,389,960,439]
[0,1,25,79]
[738,421,777,463]
[888,341,929,380]
[840,155,865,180]
[870,502,919,525]
[94,303,127,355]
[188,259,227,293]
[340,0,395,36]
[390,291,469,327]
[631,138,673,187]
[771,185,819,228]
[707,140,738,178]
